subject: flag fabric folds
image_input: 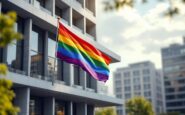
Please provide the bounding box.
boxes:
[56,22,111,82]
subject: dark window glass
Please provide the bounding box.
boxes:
[86,73,92,88]
[0,48,3,62]
[74,65,80,85]
[29,96,44,115]
[37,0,45,7]
[73,103,77,115]
[55,100,68,115]
[30,25,44,78]
[7,19,24,71]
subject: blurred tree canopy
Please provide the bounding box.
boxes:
[103,0,185,17]
[126,97,154,115]
[95,107,117,115]
[0,11,22,115]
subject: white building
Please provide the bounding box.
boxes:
[113,61,165,115]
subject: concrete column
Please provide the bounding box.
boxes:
[44,31,48,77]
[69,7,72,27]
[76,103,87,115]
[68,101,73,115]
[69,64,74,86]
[23,18,32,76]
[14,87,30,115]
[44,97,55,115]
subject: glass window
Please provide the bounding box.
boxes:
[124,79,130,85]
[124,72,130,77]
[133,70,140,76]
[55,100,68,115]
[143,76,150,82]
[124,86,131,92]
[133,77,140,84]
[144,91,151,97]
[143,69,150,74]
[74,65,80,85]
[86,73,93,88]
[30,25,44,78]
[0,48,3,62]
[29,96,44,115]
[144,84,151,90]
[134,85,141,90]
[7,21,23,71]
[115,73,121,80]
[125,93,131,99]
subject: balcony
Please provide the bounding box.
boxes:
[86,18,96,40]
[72,0,83,8]
[72,9,84,34]
[85,0,95,16]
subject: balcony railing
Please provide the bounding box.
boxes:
[73,0,82,8]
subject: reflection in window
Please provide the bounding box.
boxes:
[74,65,80,85]
[30,26,44,78]
[29,96,44,115]
[48,35,64,82]
[55,100,68,115]
[7,21,23,71]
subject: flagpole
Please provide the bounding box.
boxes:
[52,16,60,85]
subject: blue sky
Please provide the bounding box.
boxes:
[96,0,185,95]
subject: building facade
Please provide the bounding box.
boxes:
[0,0,122,115]
[113,61,165,115]
[161,38,185,114]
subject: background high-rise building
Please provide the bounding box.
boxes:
[161,38,185,114]
[113,61,165,115]
[0,0,122,115]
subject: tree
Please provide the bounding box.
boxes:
[95,107,117,115]
[0,11,22,115]
[126,97,154,115]
[103,0,185,17]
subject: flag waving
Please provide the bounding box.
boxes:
[56,22,111,82]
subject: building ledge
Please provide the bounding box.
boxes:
[1,72,123,106]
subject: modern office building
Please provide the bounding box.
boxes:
[113,61,165,115]
[161,38,185,114]
[0,0,122,115]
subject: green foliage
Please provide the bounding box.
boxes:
[0,79,19,115]
[126,97,154,115]
[0,11,22,47]
[95,107,117,115]
[0,11,22,115]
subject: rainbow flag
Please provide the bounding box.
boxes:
[56,22,111,82]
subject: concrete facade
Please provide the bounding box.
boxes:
[0,0,122,115]
[113,61,165,115]
[161,38,185,114]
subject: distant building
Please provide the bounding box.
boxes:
[113,61,165,115]
[161,38,185,114]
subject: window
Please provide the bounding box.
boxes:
[144,91,151,97]
[74,65,81,85]
[124,79,130,85]
[125,93,131,99]
[55,100,68,115]
[116,87,122,92]
[143,76,150,82]
[124,72,130,77]
[0,48,3,62]
[116,94,122,98]
[124,86,131,92]
[133,77,140,84]
[115,73,121,79]
[144,84,151,90]
[134,85,141,90]
[143,69,150,74]
[115,80,121,86]
[48,34,64,81]
[29,96,44,115]
[134,92,141,96]
[30,25,44,78]
[7,20,24,71]
[86,73,93,88]
[133,70,140,76]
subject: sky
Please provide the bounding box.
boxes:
[96,0,185,95]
